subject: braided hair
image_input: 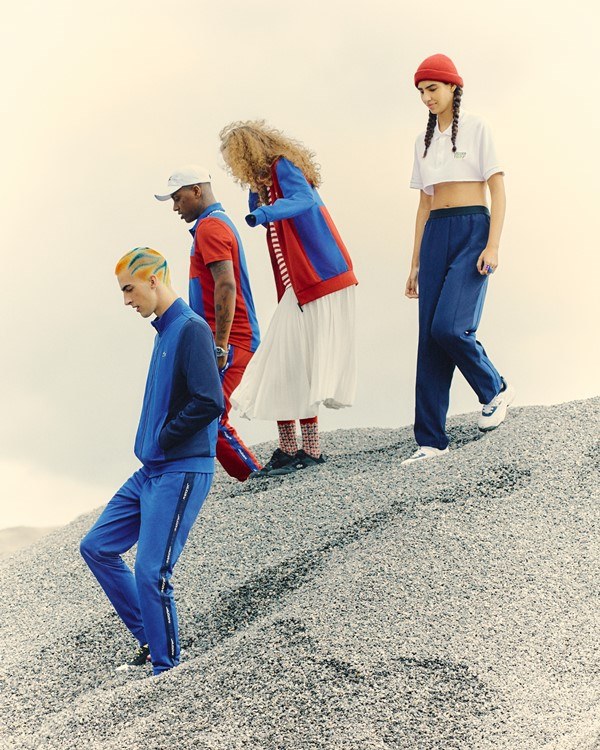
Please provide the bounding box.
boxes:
[450,86,462,152]
[422,85,463,157]
[422,111,437,159]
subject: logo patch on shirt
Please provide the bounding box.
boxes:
[454,151,467,159]
[162,351,167,358]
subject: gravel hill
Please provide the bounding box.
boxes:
[0,527,57,560]
[1,398,598,750]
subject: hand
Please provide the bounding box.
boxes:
[217,354,228,370]
[405,267,419,299]
[477,247,499,276]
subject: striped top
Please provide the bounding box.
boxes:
[266,186,291,289]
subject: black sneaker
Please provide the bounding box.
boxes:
[249,448,296,478]
[116,643,151,671]
[268,449,327,476]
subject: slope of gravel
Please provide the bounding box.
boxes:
[0,527,57,559]
[1,398,598,750]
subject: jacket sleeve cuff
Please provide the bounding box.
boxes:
[246,208,267,227]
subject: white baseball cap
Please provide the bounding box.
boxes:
[154,165,212,201]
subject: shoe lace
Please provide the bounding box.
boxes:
[482,396,499,415]
[132,645,149,663]
[265,449,283,467]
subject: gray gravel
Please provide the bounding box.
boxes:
[1,398,599,750]
[0,527,57,559]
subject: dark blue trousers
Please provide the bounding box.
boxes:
[80,468,212,675]
[415,206,502,449]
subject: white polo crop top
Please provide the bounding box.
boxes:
[410,112,503,196]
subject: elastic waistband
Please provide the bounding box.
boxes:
[143,456,215,478]
[428,205,490,219]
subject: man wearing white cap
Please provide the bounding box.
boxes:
[155,166,262,481]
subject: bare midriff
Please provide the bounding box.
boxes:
[431,181,487,210]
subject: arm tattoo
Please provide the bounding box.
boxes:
[209,260,236,345]
[209,260,233,278]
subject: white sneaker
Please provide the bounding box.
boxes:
[478,379,516,432]
[401,446,449,465]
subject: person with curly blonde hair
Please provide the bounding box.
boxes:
[219,120,358,477]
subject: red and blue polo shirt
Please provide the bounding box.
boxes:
[189,203,260,353]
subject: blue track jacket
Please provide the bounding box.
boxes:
[134,297,224,476]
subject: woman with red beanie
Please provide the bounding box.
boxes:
[403,53,515,464]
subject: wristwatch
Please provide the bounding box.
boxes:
[215,346,229,359]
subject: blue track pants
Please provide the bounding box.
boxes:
[415,206,502,449]
[80,468,212,675]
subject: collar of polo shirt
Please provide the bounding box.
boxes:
[433,111,465,140]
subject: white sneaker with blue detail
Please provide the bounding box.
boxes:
[401,446,450,465]
[478,379,516,431]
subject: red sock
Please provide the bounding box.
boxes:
[277,420,298,456]
[300,417,320,458]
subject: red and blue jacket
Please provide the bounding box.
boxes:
[246,158,357,306]
[134,298,224,476]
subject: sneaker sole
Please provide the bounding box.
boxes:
[116,661,151,672]
[268,460,326,477]
[401,451,449,466]
[267,466,300,477]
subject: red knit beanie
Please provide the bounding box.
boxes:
[414,54,463,88]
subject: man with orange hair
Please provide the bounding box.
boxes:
[80,248,223,676]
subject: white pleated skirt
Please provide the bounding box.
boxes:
[231,285,357,420]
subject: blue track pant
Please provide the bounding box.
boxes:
[80,468,212,675]
[415,206,502,450]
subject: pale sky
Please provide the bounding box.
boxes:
[1,0,598,529]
